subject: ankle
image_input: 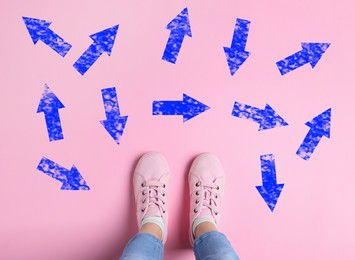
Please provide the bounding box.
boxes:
[194,221,218,238]
[139,222,163,240]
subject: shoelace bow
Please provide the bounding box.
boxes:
[194,181,220,216]
[141,180,167,214]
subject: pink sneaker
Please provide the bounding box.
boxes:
[188,153,225,245]
[133,152,170,244]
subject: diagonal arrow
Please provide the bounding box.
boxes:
[152,93,210,122]
[276,42,330,75]
[37,84,65,142]
[256,154,284,212]
[100,87,128,145]
[162,7,192,64]
[223,18,251,75]
[22,16,72,57]
[73,25,119,75]
[37,157,90,190]
[296,108,331,160]
[231,101,288,130]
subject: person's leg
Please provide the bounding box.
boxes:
[120,152,170,260]
[188,153,239,260]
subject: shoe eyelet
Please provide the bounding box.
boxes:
[215,195,218,199]
[141,208,145,212]
[216,186,220,190]
[141,182,146,187]
[162,201,165,205]
[195,191,199,196]
[215,212,218,215]
[163,210,166,214]
[163,184,166,188]
[142,191,145,195]
[195,199,199,204]
[194,208,198,213]
[195,182,201,187]
[162,193,165,197]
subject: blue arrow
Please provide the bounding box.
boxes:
[22,17,72,57]
[37,84,65,142]
[162,7,192,64]
[153,94,210,122]
[37,157,90,190]
[276,42,330,75]
[73,25,119,75]
[231,102,288,130]
[223,18,251,75]
[100,87,128,144]
[296,108,331,160]
[256,154,284,212]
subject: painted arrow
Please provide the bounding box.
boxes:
[162,7,192,64]
[100,87,128,144]
[37,84,65,142]
[276,42,331,75]
[22,16,72,57]
[223,18,251,75]
[296,108,331,160]
[231,102,288,130]
[73,25,119,75]
[256,154,284,212]
[153,94,210,122]
[37,157,90,190]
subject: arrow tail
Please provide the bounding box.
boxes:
[296,130,322,160]
[37,157,67,182]
[44,110,64,142]
[162,31,185,64]
[260,154,277,186]
[101,87,121,119]
[42,29,72,57]
[276,50,310,75]
[73,43,103,75]
[153,100,184,116]
[231,18,250,50]
[232,102,262,124]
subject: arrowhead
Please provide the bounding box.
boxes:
[60,165,90,190]
[167,7,192,37]
[301,42,331,68]
[305,108,331,138]
[224,47,250,75]
[90,25,119,55]
[22,16,52,44]
[256,183,284,212]
[37,84,64,113]
[258,104,288,130]
[182,94,210,122]
[100,116,128,144]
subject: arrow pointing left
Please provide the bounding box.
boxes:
[37,157,90,190]
[256,154,284,212]
[73,25,119,75]
[37,84,65,142]
[22,17,72,57]
[100,87,128,145]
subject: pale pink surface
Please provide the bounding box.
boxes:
[1,0,355,259]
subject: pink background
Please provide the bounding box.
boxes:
[1,0,355,259]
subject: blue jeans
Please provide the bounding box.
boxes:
[120,231,240,260]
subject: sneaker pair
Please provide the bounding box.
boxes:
[133,152,225,245]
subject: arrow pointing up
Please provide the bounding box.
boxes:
[37,157,90,190]
[22,17,72,57]
[231,101,288,130]
[297,108,331,160]
[153,93,210,122]
[100,87,128,144]
[162,7,192,64]
[73,25,119,75]
[276,42,330,75]
[256,154,284,212]
[37,84,65,142]
[223,18,251,75]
